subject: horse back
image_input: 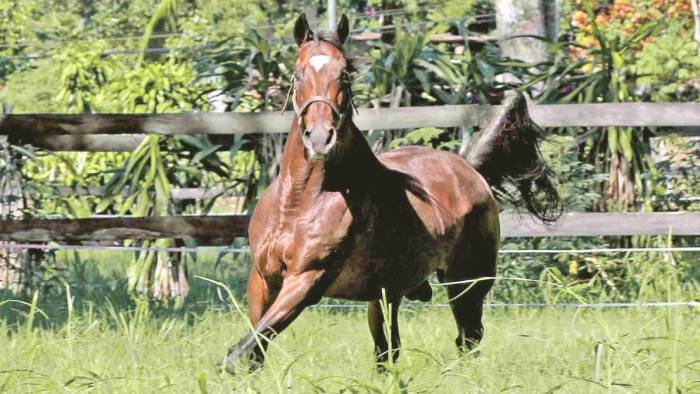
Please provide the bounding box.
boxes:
[378,145,496,236]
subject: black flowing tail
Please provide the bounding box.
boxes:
[466,91,561,222]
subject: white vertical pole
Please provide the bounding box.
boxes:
[328,0,337,30]
[692,0,700,55]
[303,0,317,27]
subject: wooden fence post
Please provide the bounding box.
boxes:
[0,142,35,293]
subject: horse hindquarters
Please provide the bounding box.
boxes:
[442,203,499,352]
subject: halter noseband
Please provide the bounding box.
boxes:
[293,95,341,119]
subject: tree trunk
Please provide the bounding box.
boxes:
[544,0,563,42]
[380,0,399,44]
[692,0,700,55]
[605,151,636,211]
[495,0,561,63]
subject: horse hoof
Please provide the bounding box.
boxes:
[222,354,241,375]
[223,347,264,375]
[456,338,482,357]
[223,355,262,375]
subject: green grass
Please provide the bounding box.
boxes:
[1,249,699,393]
[1,298,699,393]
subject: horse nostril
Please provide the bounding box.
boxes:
[326,128,336,145]
[304,129,312,137]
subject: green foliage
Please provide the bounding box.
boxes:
[100,60,206,113]
[0,0,36,78]
[0,61,63,113]
[353,27,528,108]
[648,137,700,212]
[78,0,153,38]
[94,60,225,303]
[388,127,459,150]
[531,11,665,210]
[356,29,437,107]
[428,0,478,22]
[214,30,295,112]
[634,24,700,102]
[56,43,114,114]
[540,136,607,211]
[352,27,535,151]
[168,0,271,47]
[21,151,129,218]
[140,0,183,51]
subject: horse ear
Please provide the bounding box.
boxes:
[294,14,313,46]
[336,14,350,45]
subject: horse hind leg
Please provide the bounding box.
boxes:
[443,210,498,353]
[367,295,402,369]
[446,285,488,352]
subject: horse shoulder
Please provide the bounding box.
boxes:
[284,192,354,273]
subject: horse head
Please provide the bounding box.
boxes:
[289,14,353,160]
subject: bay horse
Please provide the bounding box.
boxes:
[224,14,559,373]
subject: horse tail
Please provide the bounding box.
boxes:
[465,91,562,222]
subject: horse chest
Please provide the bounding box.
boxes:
[255,204,352,277]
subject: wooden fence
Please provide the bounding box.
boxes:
[1,102,699,151]
[0,213,698,242]
[0,102,699,242]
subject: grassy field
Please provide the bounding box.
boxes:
[1,303,699,393]
[1,251,699,393]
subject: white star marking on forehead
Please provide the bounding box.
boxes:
[309,55,331,72]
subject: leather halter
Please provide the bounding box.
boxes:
[282,72,356,133]
[293,95,341,119]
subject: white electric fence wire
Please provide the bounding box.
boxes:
[308,301,700,309]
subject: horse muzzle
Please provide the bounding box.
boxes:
[303,126,337,159]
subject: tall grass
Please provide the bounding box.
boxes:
[0,248,698,392]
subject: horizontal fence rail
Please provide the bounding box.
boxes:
[500,212,700,237]
[1,103,699,151]
[0,215,249,243]
[0,212,698,242]
[1,243,698,255]
[37,186,239,200]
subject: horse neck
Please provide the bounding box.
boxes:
[277,119,384,210]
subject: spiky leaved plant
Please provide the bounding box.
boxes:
[533,3,663,211]
[100,60,232,306]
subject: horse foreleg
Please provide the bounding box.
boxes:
[367,295,402,369]
[224,269,331,374]
[241,267,275,367]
